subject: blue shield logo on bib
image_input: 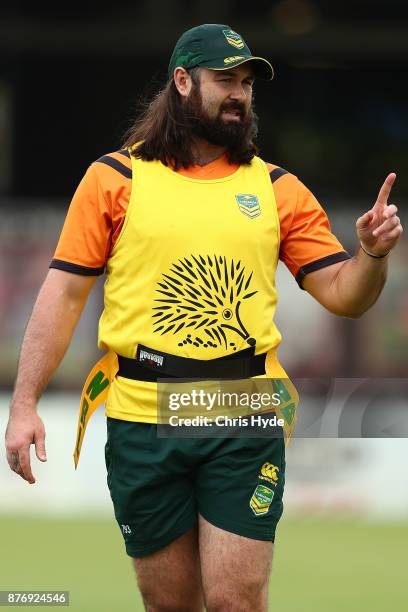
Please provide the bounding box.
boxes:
[235,194,261,219]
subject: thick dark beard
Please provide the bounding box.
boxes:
[183,85,258,151]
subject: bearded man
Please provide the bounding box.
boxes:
[5,24,402,612]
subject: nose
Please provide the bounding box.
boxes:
[229,82,249,102]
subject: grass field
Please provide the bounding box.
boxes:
[1,515,407,611]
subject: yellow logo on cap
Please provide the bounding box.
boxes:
[224,56,246,64]
[223,29,245,49]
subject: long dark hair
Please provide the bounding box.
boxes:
[122,69,259,170]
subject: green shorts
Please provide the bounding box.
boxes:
[105,417,286,557]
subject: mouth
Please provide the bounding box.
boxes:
[221,109,243,122]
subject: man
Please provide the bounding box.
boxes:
[5,23,402,612]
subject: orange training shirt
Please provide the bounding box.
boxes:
[51,150,350,286]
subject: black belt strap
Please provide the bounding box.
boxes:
[117,344,267,382]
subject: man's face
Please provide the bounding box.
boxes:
[184,64,257,148]
[198,65,254,121]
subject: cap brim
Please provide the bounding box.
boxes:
[204,56,274,81]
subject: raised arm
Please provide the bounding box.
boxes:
[302,173,403,318]
[5,269,97,483]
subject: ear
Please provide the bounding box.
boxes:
[173,67,193,98]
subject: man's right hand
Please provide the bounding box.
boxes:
[4,270,96,485]
[5,410,47,484]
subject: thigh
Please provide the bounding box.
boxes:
[133,526,204,612]
[199,515,273,612]
[105,417,197,558]
[197,434,286,543]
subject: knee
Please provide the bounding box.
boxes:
[143,602,198,612]
[141,593,200,612]
[205,577,268,612]
[206,595,266,612]
[145,605,198,612]
[139,583,202,612]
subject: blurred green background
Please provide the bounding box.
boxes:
[2,516,407,611]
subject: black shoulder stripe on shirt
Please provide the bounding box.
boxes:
[50,259,105,276]
[117,149,131,159]
[296,251,351,289]
[95,155,132,179]
[270,167,289,183]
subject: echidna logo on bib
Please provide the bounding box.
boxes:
[152,254,257,350]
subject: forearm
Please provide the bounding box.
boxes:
[330,247,388,317]
[11,271,93,413]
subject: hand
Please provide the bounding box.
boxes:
[5,410,47,484]
[356,173,403,256]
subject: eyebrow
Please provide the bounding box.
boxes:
[215,71,254,80]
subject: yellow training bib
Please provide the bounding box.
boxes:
[74,154,300,466]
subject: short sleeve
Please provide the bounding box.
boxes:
[272,169,351,288]
[50,165,111,275]
[50,150,131,276]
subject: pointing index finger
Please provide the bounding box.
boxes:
[375,173,396,207]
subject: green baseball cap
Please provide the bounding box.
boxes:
[168,24,274,81]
